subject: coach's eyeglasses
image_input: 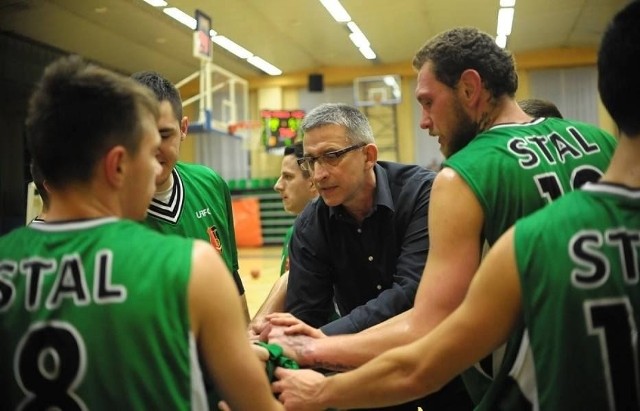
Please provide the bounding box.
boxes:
[297,143,366,172]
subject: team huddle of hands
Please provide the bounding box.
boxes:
[244,312,329,411]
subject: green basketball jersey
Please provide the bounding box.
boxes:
[280,225,294,276]
[143,162,242,407]
[144,161,239,276]
[0,218,208,410]
[514,182,640,409]
[444,118,616,408]
[445,117,616,246]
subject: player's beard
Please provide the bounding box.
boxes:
[447,97,481,157]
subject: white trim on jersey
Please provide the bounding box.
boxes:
[189,333,209,411]
[147,168,185,224]
[27,217,119,232]
[508,330,540,410]
[582,182,640,199]
[489,117,547,131]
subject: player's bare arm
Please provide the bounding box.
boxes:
[273,228,521,410]
[249,272,289,340]
[189,240,283,411]
[239,292,251,325]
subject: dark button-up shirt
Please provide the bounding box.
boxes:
[286,161,435,335]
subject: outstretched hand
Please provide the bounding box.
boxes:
[266,312,326,339]
[272,367,327,411]
[267,324,316,366]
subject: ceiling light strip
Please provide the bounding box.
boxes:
[497,7,515,35]
[163,7,196,30]
[144,1,281,75]
[143,0,167,7]
[247,56,282,76]
[319,0,351,22]
[347,22,363,36]
[349,32,370,48]
[359,46,376,60]
[320,1,377,62]
[212,36,253,59]
[495,0,516,48]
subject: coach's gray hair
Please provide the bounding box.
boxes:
[301,103,375,145]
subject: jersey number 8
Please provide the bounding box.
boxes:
[14,321,88,410]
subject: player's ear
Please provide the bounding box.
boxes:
[180,116,189,140]
[103,146,127,188]
[459,69,482,105]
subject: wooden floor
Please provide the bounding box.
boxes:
[238,246,283,317]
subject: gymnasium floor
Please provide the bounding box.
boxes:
[238,245,283,317]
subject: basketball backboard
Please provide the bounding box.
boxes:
[354,75,402,106]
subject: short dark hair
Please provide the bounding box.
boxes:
[598,0,640,136]
[284,141,304,158]
[519,98,563,119]
[413,27,518,99]
[26,56,159,188]
[284,141,309,178]
[30,160,49,210]
[131,71,183,121]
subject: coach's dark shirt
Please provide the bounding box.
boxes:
[286,161,435,335]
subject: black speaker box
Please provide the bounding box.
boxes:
[308,73,324,92]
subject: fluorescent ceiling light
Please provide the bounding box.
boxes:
[349,32,370,48]
[248,56,282,76]
[497,7,514,36]
[143,0,167,6]
[163,7,196,30]
[155,4,281,76]
[319,0,351,22]
[347,21,363,35]
[495,34,507,48]
[500,0,516,6]
[212,36,253,59]
[359,46,376,60]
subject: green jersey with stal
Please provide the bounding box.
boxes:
[443,117,616,408]
[515,183,640,410]
[445,117,616,246]
[0,218,208,410]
